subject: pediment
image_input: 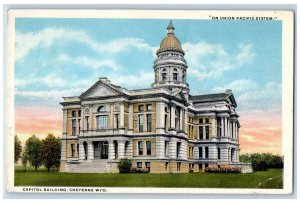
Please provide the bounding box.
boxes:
[86,85,118,98]
[80,80,122,99]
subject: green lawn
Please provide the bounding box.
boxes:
[15,166,283,188]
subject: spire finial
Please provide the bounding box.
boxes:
[167,20,175,34]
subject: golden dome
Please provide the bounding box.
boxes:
[156,21,184,55]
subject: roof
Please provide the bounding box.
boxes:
[189,92,237,107]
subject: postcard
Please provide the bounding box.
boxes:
[6,9,294,194]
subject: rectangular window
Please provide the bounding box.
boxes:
[173,73,178,81]
[145,162,151,172]
[78,110,81,117]
[164,114,168,131]
[78,119,81,133]
[71,144,75,157]
[137,162,142,168]
[85,116,89,130]
[205,126,209,139]
[177,162,181,171]
[199,126,203,140]
[165,162,169,171]
[205,164,209,169]
[205,147,209,159]
[146,114,151,132]
[176,142,181,158]
[199,118,203,124]
[217,117,221,137]
[146,104,152,111]
[138,141,143,155]
[114,114,119,128]
[72,111,76,117]
[162,73,167,81]
[138,105,144,112]
[97,115,107,129]
[164,141,169,156]
[199,147,202,158]
[138,115,143,132]
[72,119,76,135]
[199,164,203,172]
[146,141,151,155]
[205,118,209,124]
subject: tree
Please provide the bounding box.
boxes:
[118,158,132,173]
[21,150,28,172]
[14,135,22,163]
[41,134,61,172]
[24,135,42,171]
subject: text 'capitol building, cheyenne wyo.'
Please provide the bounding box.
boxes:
[60,21,248,173]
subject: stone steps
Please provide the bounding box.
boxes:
[66,160,110,173]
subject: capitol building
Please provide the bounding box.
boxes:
[60,21,247,173]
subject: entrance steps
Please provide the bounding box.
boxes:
[65,160,119,173]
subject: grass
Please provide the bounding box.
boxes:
[15,166,283,188]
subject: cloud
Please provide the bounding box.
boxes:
[212,79,258,93]
[15,28,156,61]
[182,42,255,80]
[108,71,154,89]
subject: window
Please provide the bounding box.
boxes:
[85,116,89,130]
[145,162,151,172]
[146,114,151,132]
[199,147,203,158]
[72,111,76,117]
[164,114,168,131]
[97,106,106,112]
[146,141,151,155]
[138,105,144,112]
[78,119,81,133]
[205,126,209,139]
[199,126,203,140]
[137,162,142,168]
[173,73,178,81]
[205,118,209,124]
[138,141,143,155]
[205,147,209,159]
[217,117,222,137]
[173,68,178,81]
[146,104,152,111]
[182,71,185,82]
[217,147,221,160]
[71,144,75,157]
[199,118,203,124]
[97,115,107,129]
[165,162,169,171]
[205,164,209,169]
[176,142,181,158]
[199,164,203,172]
[162,69,167,81]
[177,162,181,171]
[114,114,119,128]
[78,110,81,117]
[138,115,143,132]
[164,141,169,156]
[72,119,76,135]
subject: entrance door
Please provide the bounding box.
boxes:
[101,141,109,159]
[94,142,101,159]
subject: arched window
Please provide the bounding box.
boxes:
[97,105,106,112]
[175,107,180,130]
[173,68,178,81]
[161,68,167,81]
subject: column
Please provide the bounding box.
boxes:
[62,109,67,137]
[209,145,218,160]
[61,140,67,161]
[87,141,94,160]
[233,121,236,139]
[170,105,176,129]
[184,109,188,133]
[155,102,165,133]
[118,140,125,159]
[224,117,228,137]
[78,142,85,160]
[220,147,229,163]
[179,141,187,160]
[128,104,133,130]
[211,117,216,137]
[119,103,124,128]
[228,120,231,138]
[194,147,199,159]
[179,108,183,131]
[108,140,115,160]
[156,136,165,159]
[236,149,240,163]
[221,117,224,137]
[202,146,206,159]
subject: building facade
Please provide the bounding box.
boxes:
[60,22,243,173]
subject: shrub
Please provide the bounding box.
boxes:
[118,158,132,173]
[205,165,241,173]
[130,167,149,173]
[240,153,283,171]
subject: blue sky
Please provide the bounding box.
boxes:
[14,18,283,153]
